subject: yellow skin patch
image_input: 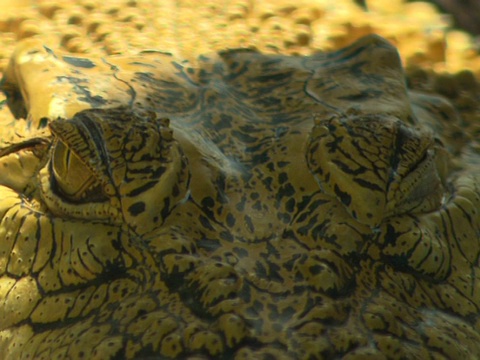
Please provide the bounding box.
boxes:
[0,34,480,359]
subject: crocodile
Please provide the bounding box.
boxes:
[0,34,479,359]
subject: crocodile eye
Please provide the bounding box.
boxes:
[39,107,189,232]
[307,113,447,228]
[50,139,105,202]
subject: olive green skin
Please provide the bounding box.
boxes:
[0,35,479,359]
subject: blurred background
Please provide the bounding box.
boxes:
[0,0,478,76]
[419,0,480,35]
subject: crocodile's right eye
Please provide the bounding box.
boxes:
[38,107,189,235]
[50,139,106,203]
[38,114,121,222]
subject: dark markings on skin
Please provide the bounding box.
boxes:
[324,39,368,64]
[325,136,344,153]
[128,61,157,68]
[297,214,319,235]
[233,247,249,258]
[276,184,295,201]
[354,177,384,191]
[128,202,146,216]
[127,181,158,197]
[244,215,254,233]
[42,45,57,58]
[171,61,202,87]
[128,166,164,175]
[454,199,474,223]
[38,117,49,129]
[250,192,260,200]
[346,61,371,80]
[200,197,216,219]
[220,230,234,241]
[250,150,270,166]
[445,207,469,263]
[252,71,293,85]
[63,233,91,281]
[199,215,215,231]
[278,172,288,184]
[226,213,236,227]
[255,262,268,279]
[337,137,376,172]
[337,89,383,102]
[133,72,157,85]
[160,197,171,221]
[331,159,367,176]
[230,130,258,144]
[32,213,44,270]
[201,197,215,209]
[210,114,233,130]
[277,212,291,224]
[310,219,328,239]
[219,53,254,81]
[334,184,352,206]
[171,184,180,197]
[62,56,96,69]
[56,76,108,107]
[196,238,221,252]
[252,200,262,211]
[139,50,173,56]
[383,224,399,247]
[235,196,246,212]
[390,124,409,172]
[252,96,282,107]
[285,198,296,213]
[414,240,438,272]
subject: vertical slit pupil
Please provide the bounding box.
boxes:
[51,139,104,202]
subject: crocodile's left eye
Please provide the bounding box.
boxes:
[50,139,106,203]
[307,113,448,228]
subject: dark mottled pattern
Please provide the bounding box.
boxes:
[0,34,479,359]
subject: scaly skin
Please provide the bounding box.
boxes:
[0,34,480,359]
